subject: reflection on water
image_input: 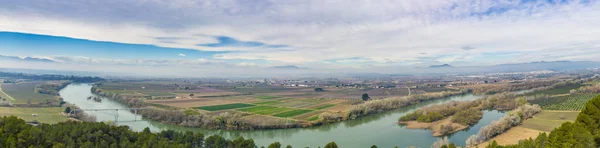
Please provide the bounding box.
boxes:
[60,83,505,148]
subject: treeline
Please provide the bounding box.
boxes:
[0,71,104,83]
[466,80,561,95]
[570,82,600,94]
[35,81,72,96]
[0,116,344,148]
[485,95,600,148]
[466,104,541,146]
[319,90,468,124]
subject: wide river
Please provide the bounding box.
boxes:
[60,83,506,148]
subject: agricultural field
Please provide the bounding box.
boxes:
[273,109,313,118]
[520,111,579,132]
[479,111,578,146]
[1,82,57,104]
[238,106,293,115]
[311,104,335,110]
[113,81,401,121]
[0,84,14,101]
[255,96,280,99]
[525,84,583,96]
[529,94,598,111]
[315,87,410,100]
[0,107,69,124]
[97,82,238,98]
[195,103,255,111]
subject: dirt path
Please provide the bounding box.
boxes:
[406,86,411,96]
[0,84,16,101]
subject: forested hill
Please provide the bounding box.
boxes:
[0,116,342,148]
[0,72,104,83]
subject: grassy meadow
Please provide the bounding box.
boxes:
[0,107,69,124]
[1,82,57,104]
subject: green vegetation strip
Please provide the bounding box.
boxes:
[526,84,582,96]
[238,106,294,115]
[254,100,281,105]
[195,103,255,111]
[274,109,313,118]
[255,107,293,115]
[307,116,320,121]
[238,106,278,112]
[255,96,280,99]
[312,104,335,110]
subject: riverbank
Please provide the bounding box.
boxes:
[474,110,579,147]
[62,83,496,148]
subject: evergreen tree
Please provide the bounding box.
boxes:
[324,142,338,148]
[268,142,282,148]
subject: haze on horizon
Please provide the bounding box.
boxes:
[1,0,600,77]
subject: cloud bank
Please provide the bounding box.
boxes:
[1,0,600,73]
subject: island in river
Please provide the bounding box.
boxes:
[91,81,469,130]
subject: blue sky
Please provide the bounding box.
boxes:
[0,32,220,60]
[1,0,600,75]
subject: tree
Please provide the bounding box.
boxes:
[370,145,377,148]
[64,107,71,114]
[286,145,292,148]
[314,88,324,92]
[268,142,282,148]
[324,142,338,148]
[362,93,370,101]
[189,93,194,97]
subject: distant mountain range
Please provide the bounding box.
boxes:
[269,65,302,69]
[419,61,600,74]
[0,55,55,63]
[429,64,452,68]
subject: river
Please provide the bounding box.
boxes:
[59,83,506,148]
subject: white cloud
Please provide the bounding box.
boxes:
[236,62,259,67]
[178,53,186,57]
[1,0,600,68]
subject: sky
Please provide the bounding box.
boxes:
[1,0,600,77]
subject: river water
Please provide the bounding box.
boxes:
[59,83,506,148]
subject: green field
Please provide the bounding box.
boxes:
[307,116,320,121]
[254,100,282,105]
[312,104,335,110]
[0,107,69,124]
[195,103,255,111]
[139,91,175,97]
[255,107,293,115]
[255,96,280,99]
[238,106,278,112]
[222,87,299,94]
[530,94,598,111]
[520,111,579,132]
[238,106,294,115]
[273,109,313,118]
[526,84,582,96]
[1,83,57,103]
